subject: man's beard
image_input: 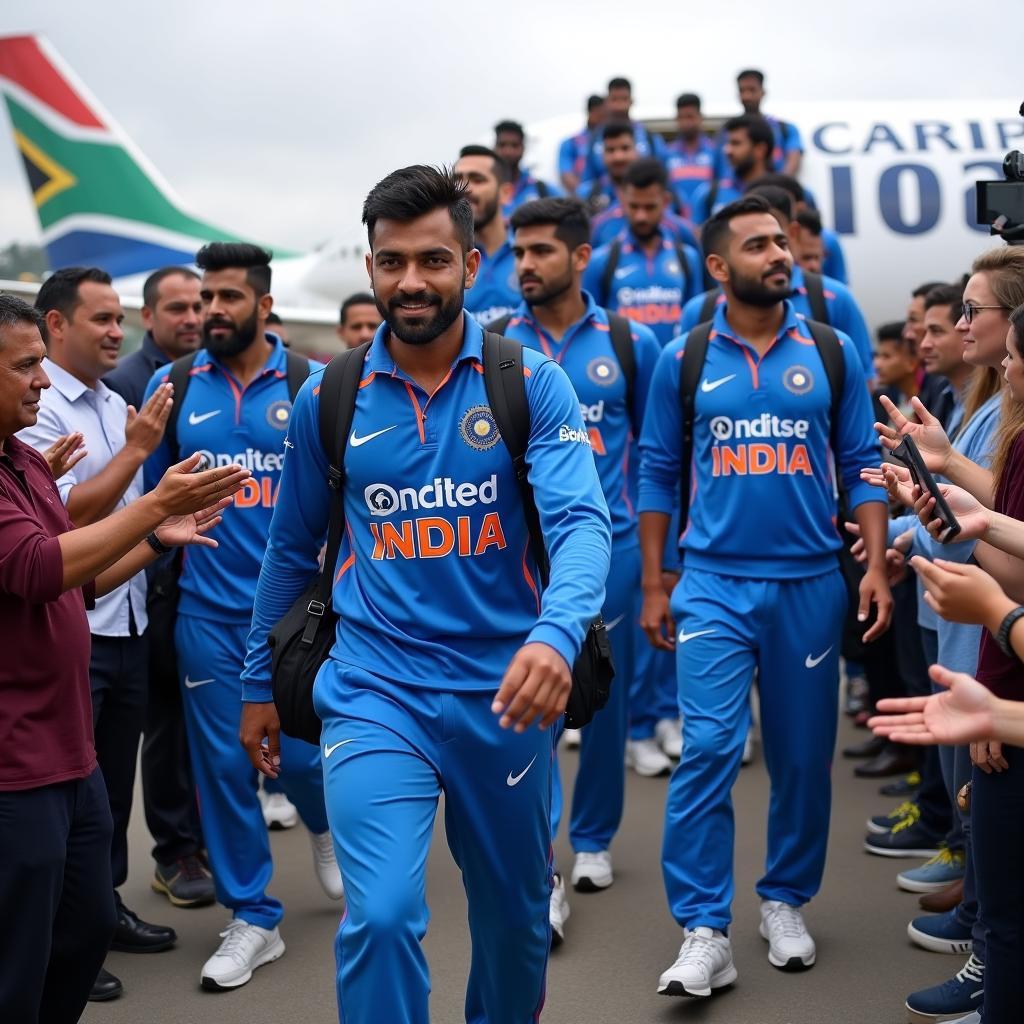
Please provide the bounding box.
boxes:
[731,154,756,180]
[729,263,792,308]
[378,286,464,346]
[203,307,258,357]
[473,194,500,231]
[520,265,574,308]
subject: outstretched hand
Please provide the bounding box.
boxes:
[154,496,233,548]
[43,432,87,480]
[874,394,953,473]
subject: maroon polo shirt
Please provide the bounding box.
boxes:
[0,434,96,790]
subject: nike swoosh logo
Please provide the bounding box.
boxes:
[700,374,736,393]
[350,425,397,447]
[804,646,833,669]
[324,739,355,758]
[677,628,715,644]
[184,675,214,689]
[506,754,538,787]
[187,410,221,425]
[604,613,625,632]
[614,266,639,279]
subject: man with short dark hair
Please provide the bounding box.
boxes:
[103,265,215,912]
[904,280,947,349]
[692,114,775,223]
[0,293,245,1023]
[558,94,606,194]
[493,120,560,218]
[640,194,890,994]
[337,292,381,349]
[666,93,715,217]
[918,283,969,429]
[585,159,702,346]
[240,165,611,1023]
[455,145,521,328]
[873,322,921,420]
[582,76,667,181]
[142,242,342,991]
[734,68,803,176]
[794,207,825,275]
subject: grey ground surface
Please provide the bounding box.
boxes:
[82,717,957,1024]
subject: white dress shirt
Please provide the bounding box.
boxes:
[19,357,148,637]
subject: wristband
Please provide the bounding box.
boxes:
[146,532,174,556]
[995,606,1024,659]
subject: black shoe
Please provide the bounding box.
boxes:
[879,771,921,797]
[152,854,216,908]
[89,967,123,1002]
[842,734,886,759]
[111,899,177,953]
[854,745,919,779]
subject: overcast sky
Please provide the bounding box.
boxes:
[1,0,1020,252]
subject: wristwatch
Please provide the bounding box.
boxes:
[146,532,174,556]
[995,605,1024,659]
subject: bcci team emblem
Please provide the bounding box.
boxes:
[587,356,620,387]
[266,400,292,429]
[459,405,500,451]
[783,365,814,395]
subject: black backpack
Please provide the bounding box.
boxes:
[269,336,614,743]
[696,271,829,328]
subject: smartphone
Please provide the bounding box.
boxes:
[889,434,961,543]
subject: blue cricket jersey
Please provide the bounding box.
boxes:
[590,203,700,251]
[584,122,667,180]
[678,264,874,380]
[689,176,744,224]
[501,171,562,219]
[639,300,881,579]
[665,136,716,215]
[464,239,520,328]
[142,336,322,623]
[712,115,804,179]
[585,231,703,347]
[500,293,660,543]
[240,314,611,702]
[559,129,596,182]
[821,226,848,284]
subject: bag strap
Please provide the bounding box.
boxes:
[285,350,311,402]
[164,352,198,459]
[482,332,549,588]
[803,270,830,325]
[698,288,719,324]
[600,238,623,307]
[488,314,511,336]
[803,319,845,470]
[672,239,690,304]
[535,180,550,199]
[677,322,713,532]
[605,313,637,430]
[299,341,370,641]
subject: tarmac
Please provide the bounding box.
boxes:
[82,717,961,1024]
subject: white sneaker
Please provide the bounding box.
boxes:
[571,850,613,892]
[944,1014,980,1024]
[200,919,285,990]
[625,738,672,777]
[260,790,298,830]
[658,927,737,998]
[741,727,755,765]
[549,872,570,948]
[310,830,344,900]
[563,728,582,749]
[655,718,683,759]
[759,900,816,970]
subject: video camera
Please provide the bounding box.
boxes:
[976,102,1024,246]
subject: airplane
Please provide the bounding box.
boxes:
[0,32,1020,347]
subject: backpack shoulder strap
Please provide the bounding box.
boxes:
[488,315,511,336]
[164,352,198,459]
[698,288,719,324]
[804,271,829,325]
[606,313,637,428]
[678,322,713,532]
[803,319,845,460]
[600,238,623,307]
[672,238,690,299]
[482,332,549,588]
[535,180,549,199]
[285,350,311,403]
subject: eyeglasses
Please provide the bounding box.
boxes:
[962,302,1008,324]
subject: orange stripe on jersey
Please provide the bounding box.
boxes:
[404,382,426,443]
[521,541,540,613]
[312,384,321,396]
[358,372,377,389]
[188,364,212,376]
[335,552,355,583]
[741,346,759,389]
[788,328,815,346]
[471,362,485,375]
[523,365,532,378]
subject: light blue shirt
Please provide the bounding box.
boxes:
[19,357,147,637]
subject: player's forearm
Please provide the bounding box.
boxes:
[640,510,671,588]
[65,446,146,525]
[853,501,889,571]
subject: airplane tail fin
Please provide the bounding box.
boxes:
[0,34,249,276]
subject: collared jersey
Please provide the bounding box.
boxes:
[689,176,744,225]
[240,314,611,702]
[501,293,660,543]
[639,300,881,579]
[142,337,321,623]
[558,129,597,182]
[501,171,562,219]
[665,136,716,214]
[585,232,703,347]
[584,122,668,180]
[821,226,849,284]
[591,204,700,251]
[677,264,874,381]
[465,239,520,329]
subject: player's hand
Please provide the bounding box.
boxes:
[858,565,893,642]
[151,452,249,519]
[640,582,675,651]
[493,642,572,732]
[874,395,953,473]
[240,701,282,779]
[860,463,920,508]
[870,663,997,746]
[913,482,990,542]
[154,497,233,549]
[43,431,87,480]
[124,383,174,456]
[661,570,681,597]
[885,547,909,586]
[971,738,1008,774]
[912,556,1008,626]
